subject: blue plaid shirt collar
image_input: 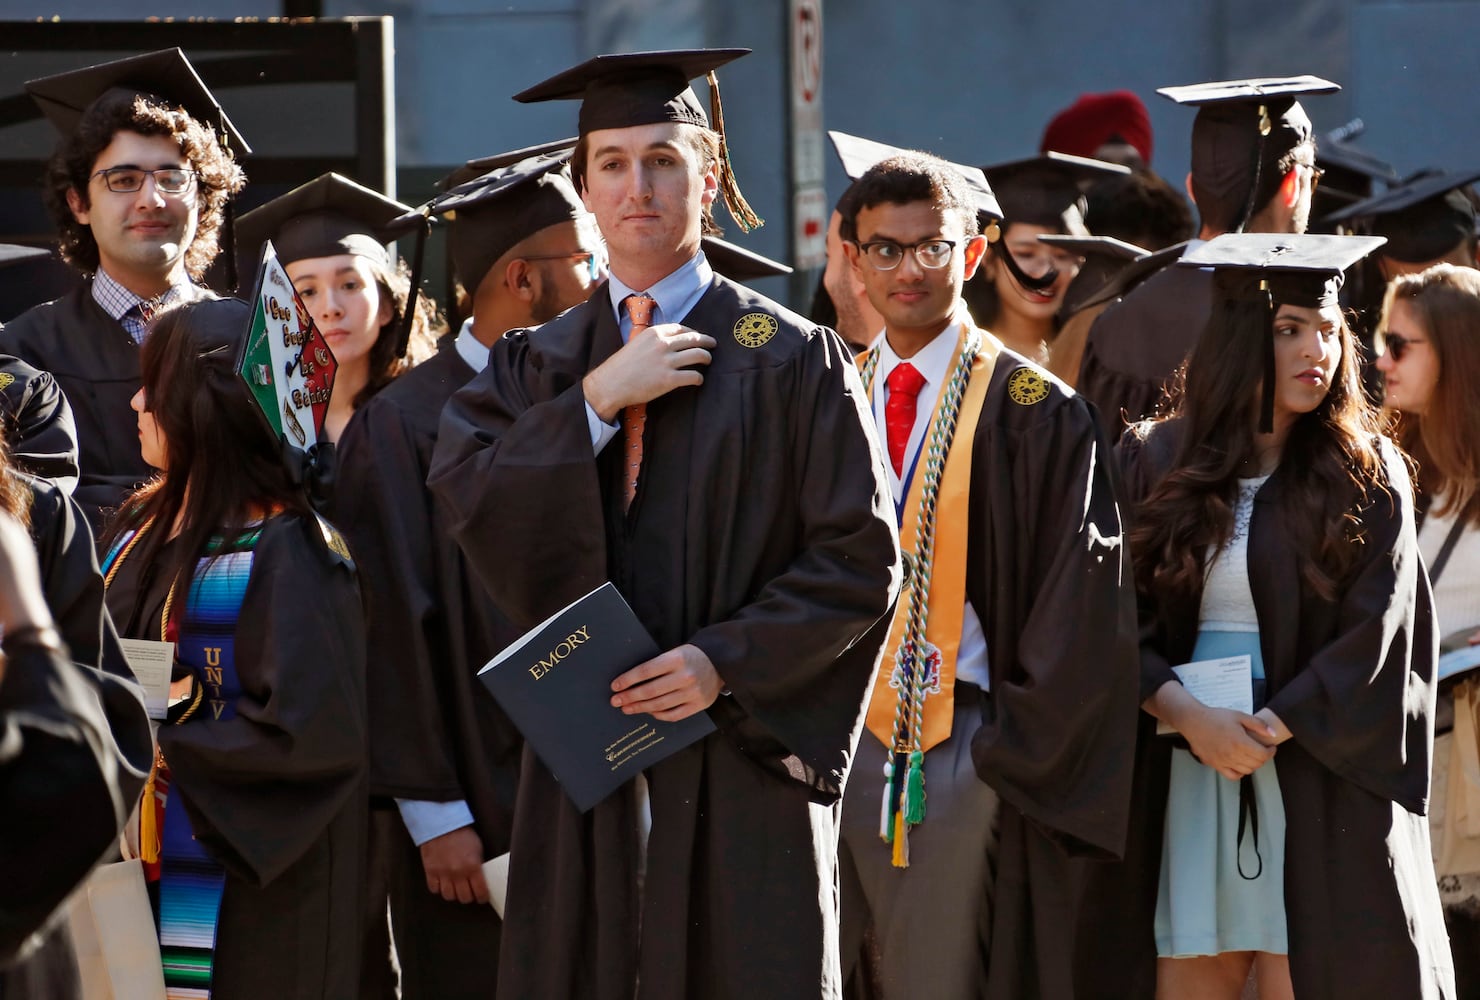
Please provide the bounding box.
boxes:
[91,268,192,344]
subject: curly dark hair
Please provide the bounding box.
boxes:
[43,91,245,280]
[355,256,442,408]
[837,152,980,244]
[1129,298,1387,604]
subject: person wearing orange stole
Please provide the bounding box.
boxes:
[835,148,1139,1000]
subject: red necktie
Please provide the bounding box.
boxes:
[621,294,657,509]
[885,362,927,479]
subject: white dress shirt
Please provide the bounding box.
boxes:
[869,324,991,691]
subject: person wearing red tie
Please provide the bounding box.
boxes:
[429,49,899,999]
[835,148,1139,999]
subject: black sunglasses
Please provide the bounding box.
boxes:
[1382,332,1425,362]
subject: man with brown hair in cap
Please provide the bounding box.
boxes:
[1076,77,1335,438]
[429,48,899,1000]
[1,49,246,533]
[329,145,604,999]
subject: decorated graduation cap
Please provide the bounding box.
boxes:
[828,129,1061,293]
[702,235,792,281]
[981,152,1130,233]
[1159,76,1339,233]
[236,173,426,358]
[1326,168,1480,264]
[1181,232,1386,431]
[236,241,339,463]
[26,47,250,154]
[1038,233,1148,316]
[514,48,762,232]
[408,141,588,299]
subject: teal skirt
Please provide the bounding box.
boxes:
[1154,629,1288,957]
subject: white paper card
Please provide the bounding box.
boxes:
[119,638,175,720]
[1157,654,1253,736]
[483,853,510,918]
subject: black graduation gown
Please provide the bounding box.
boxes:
[0,283,215,533]
[0,478,152,995]
[953,351,1141,999]
[1075,262,1213,440]
[336,338,521,844]
[1076,420,1454,999]
[429,275,901,1000]
[104,513,368,1000]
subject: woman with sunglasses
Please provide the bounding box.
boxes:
[103,297,367,999]
[1375,263,1480,993]
[234,173,440,444]
[1084,233,1452,999]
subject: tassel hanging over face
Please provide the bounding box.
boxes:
[707,71,763,233]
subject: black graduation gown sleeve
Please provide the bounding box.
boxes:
[0,355,80,495]
[968,367,1140,860]
[1256,439,1435,813]
[0,482,151,966]
[682,324,901,801]
[334,350,521,853]
[159,513,367,887]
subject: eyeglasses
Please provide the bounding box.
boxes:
[91,167,197,195]
[522,251,605,282]
[854,239,957,271]
[1381,332,1426,362]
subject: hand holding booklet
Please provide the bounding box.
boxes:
[1439,629,1480,684]
[478,582,715,811]
[1156,654,1254,736]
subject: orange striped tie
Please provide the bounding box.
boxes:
[621,294,657,509]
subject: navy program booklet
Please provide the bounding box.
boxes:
[478,581,716,811]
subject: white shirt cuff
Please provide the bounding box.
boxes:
[586,401,620,454]
[395,798,475,846]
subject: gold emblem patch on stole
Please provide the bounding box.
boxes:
[733,313,779,348]
[1006,369,1049,405]
[0,373,13,391]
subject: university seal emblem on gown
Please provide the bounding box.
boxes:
[1007,368,1050,405]
[733,312,779,348]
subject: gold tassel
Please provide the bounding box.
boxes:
[139,750,164,864]
[706,71,763,233]
[891,810,910,868]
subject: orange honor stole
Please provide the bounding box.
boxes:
[859,320,1000,866]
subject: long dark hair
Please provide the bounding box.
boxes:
[355,255,439,408]
[1129,298,1387,604]
[108,298,311,598]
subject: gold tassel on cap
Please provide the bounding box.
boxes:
[707,70,763,233]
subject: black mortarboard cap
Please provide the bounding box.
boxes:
[409,144,588,298]
[702,236,792,281]
[1038,233,1148,316]
[1182,232,1387,308]
[235,173,417,269]
[981,152,1130,231]
[25,47,251,154]
[1326,168,1480,263]
[514,49,747,133]
[0,244,51,270]
[1312,136,1399,225]
[1180,231,1383,432]
[438,136,579,192]
[1160,76,1338,232]
[828,130,1003,220]
[515,49,761,232]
